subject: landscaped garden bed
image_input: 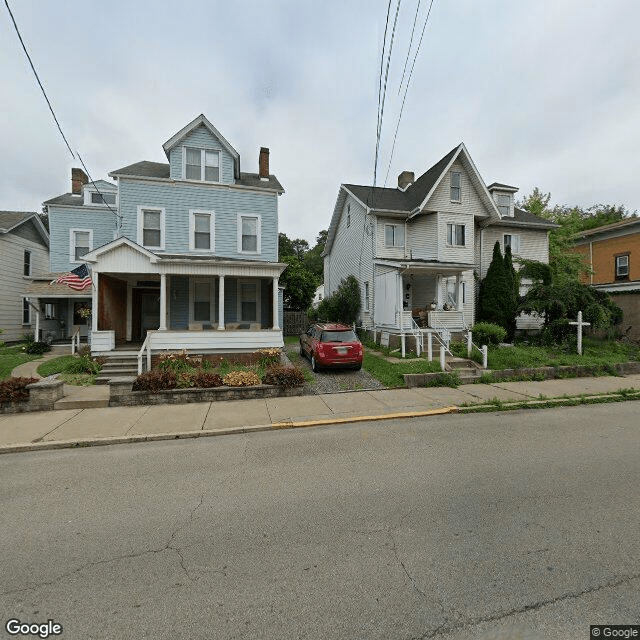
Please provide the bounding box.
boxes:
[110,349,305,406]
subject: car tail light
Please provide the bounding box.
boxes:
[316,344,325,357]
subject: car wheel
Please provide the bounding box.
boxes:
[311,355,319,373]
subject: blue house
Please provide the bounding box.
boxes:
[42,114,286,356]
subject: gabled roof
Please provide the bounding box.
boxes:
[43,193,85,207]
[108,160,284,191]
[487,182,519,192]
[85,179,116,191]
[0,211,49,244]
[572,216,640,242]
[82,236,159,263]
[494,207,559,229]
[162,114,240,179]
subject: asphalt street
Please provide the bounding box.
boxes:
[1,403,639,639]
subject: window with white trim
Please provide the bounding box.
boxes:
[497,194,510,216]
[239,281,258,322]
[364,282,370,311]
[23,250,31,276]
[238,215,261,253]
[446,223,465,246]
[616,255,629,279]
[90,191,116,205]
[184,147,220,182]
[190,210,215,251]
[70,229,92,262]
[22,299,30,325]
[44,303,56,319]
[450,171,461,202]
[385,223,404,247]
[138,208,164,249]
[504,234,520,253]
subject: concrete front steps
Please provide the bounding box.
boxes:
[95,351,139,385]
[446,356,483,383]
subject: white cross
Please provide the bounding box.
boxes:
[568,310,591,355]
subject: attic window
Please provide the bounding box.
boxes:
[185,147,220,182]
[91,192,116,205]
[450,172,461,202]
[497,194,510,216]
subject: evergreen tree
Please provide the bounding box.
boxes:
[477,241,511,330]
[502,245,519,340]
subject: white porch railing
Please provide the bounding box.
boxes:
[137,334,151,375]
[70,326,81,354]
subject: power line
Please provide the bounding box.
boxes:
[384,0,436,187]
[3,0,121,223]
[397,0,422,95]
[3,0,75,158]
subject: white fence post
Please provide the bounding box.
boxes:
[439,346,446,371]
[427,332,433,362]
[482,345,488,370]
[467,331,472,357]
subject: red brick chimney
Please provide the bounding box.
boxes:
[259,147,270,179]
[71,168,89,195]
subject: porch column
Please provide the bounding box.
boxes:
[272,276,280,330]
[435,274,443,310]
[159,273,167,330]
[91,271,98,333]
[218,275,225,330]
[455,273,463,311]
[33,298,40,341]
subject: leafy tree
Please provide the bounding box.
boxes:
[477,242,513,332]
[278,232,309,259]
[316,275,361,325]
[303,229,327,283]
[280,255,317,310]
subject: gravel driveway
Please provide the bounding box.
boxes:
[284,343,385,395]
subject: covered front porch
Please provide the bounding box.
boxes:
[84,238,286,354]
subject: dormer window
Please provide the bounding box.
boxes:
[184,147,220,182]
[90,192,116,205]
[450,172,461,202]
[497,194,510,216]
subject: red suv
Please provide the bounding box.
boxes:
[300,323,364,372]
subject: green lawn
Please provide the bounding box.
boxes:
[37,355,77,377]
[0,345,40,380]
[362,351,441,388]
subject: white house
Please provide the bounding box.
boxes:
[322,143,556,350]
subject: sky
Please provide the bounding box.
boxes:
[1,0,639,245]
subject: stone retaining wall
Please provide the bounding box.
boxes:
[109,377,303,407]
[403,361,640,388]
[0,378,64,414]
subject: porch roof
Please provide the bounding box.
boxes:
[375,258,475,275]
[26,276,92,297]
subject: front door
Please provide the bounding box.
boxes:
[132,288,160,340]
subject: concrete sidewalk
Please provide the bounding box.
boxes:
[2,373,640,454]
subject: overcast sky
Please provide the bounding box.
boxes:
[1,0,639,244]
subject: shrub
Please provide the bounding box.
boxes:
[317,275,361,324]
[157,351,198,374]
[262,365,305,388]
[0,377,38,404]
[64,354,102,375]
[471,322,507,346]
[176,371,195,388]
[257,348,281,367]
[223,371,261,387]
[192,371,223,388]
[77,345,92,357]
[132,370,177,392]
[23,341,52,355]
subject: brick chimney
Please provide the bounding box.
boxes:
[398,171,414,190]
[71,168,89,195]
[259,147,270,179]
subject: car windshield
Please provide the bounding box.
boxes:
[320,330,357,343]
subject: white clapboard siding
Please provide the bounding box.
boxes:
[480,226,550,279]
[148,330,283,352]
[408,213,438,260]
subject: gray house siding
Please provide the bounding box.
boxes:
[118,179,278,261]
[169,275,189,329]
[48,205,117,273]
[168,124,235,184]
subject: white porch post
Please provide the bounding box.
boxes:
[272,276,280,330]
[159,274,167,330]
[91,271,98,333]
[436,274,443,309]
[456,273,462,311]
[218,275,225,330]
[33,298,40,341]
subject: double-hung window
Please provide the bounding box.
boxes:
[193,280,213,322]
[22,299,30,325]
[190,210,214,251]
[450,171,461,202]
[616,255,629,279]
[239,281,258,322]
[497,194,510,216]
[504,234,520,253]
[446,223,465,246]
[23,250,31,276]
[185,147,220,182]
[138,207,164,249]
[384,223,404,247]
[238,215,260,253]
[70,229,92,262]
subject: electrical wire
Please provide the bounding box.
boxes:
[397,0,422,95]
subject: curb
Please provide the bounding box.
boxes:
[0,406,458,455]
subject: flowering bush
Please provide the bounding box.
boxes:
[157,351,199,374]
[132,370,177,392]
[0,377,38,404]
[262,366,305,388]
[222,371,261,387]
[257,348,281,367]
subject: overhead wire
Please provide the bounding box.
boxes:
[3,0,122,224]
[397,0,422,96]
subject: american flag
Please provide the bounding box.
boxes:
[53,264,92,291]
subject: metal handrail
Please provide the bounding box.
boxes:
[137,334,151,375]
